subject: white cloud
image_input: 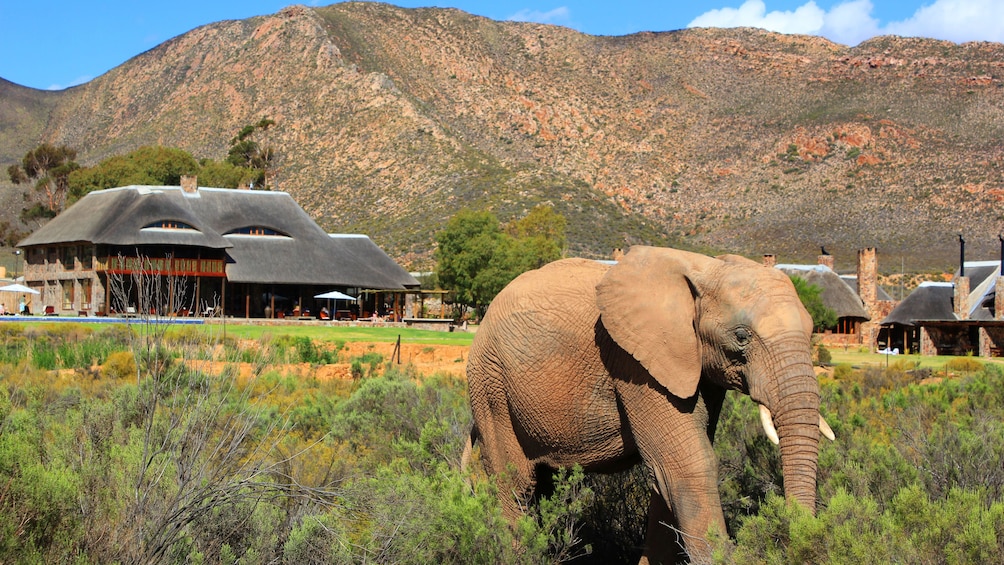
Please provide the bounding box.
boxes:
[687,0,1004,46]
[884,0,1004,43]
[46,75,93,91]
[507,7,572,27]
[819,0,879,46]
[688,0,824,35]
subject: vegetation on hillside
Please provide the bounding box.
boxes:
[1,321,1002,563]
[6,143,78,223]
[66,121,281,202]
[225,118,278,190]
[5,5,1004,267]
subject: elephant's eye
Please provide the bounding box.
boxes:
[734,327,752,347]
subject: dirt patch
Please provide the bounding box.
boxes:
[187,342,470,381]
[335,341,469,379]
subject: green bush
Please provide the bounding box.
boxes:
[833,363,854,379]
[816,344,832,365]
[944,356,983,375]
[29,339,58,370]
[101,351,136,379]
[3,330,1004,564]
[723,486,1004,564]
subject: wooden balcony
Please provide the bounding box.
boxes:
[96,256,226,277]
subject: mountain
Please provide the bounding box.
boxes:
[2,2,1003,271]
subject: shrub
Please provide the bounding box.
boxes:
[833,363,854,379]
[944,356,983,375]
[29,340,58,371]
[334,464,523,563]
[101,351,136,380]
[816,344,832,365]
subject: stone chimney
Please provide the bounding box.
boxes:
[181,175,198,194]
[763,254,777,268]
[857,248,877,308]
[995,277,1004,320]
[955,276,970,320]
[612,248,624,262]
[817,253,834,270]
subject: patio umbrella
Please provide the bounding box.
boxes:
[0,283,39,294]
[314,290,357,301]
[314,291,357,320]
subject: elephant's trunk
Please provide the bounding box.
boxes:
[775,389,820,513]
[754,338,821,514]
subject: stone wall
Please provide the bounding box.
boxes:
[24,246,105,315]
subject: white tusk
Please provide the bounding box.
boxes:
[758,404,780,445]
[819,415,836,441]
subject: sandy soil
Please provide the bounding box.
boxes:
[187,341,470,381]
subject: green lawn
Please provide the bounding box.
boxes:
[826,347,1000,370]
[1,319,477,346]
[217,323,477,345]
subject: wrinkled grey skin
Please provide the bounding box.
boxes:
[465,246,823,563]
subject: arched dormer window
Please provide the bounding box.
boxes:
[143,220,196,230]
[224,226,291,238]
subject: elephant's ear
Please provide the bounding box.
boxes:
[596,246,715,399]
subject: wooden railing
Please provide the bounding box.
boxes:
[96,256,226,277]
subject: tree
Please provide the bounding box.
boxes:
[195,158,253,190]
[8,143,79,215]
[435,210,502,318]
[435,206,566,320]
[67,146,200,202]
[789,275,838,331]
[226,118,277,189]
[505,204,567,269]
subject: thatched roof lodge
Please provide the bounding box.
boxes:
[775,263,869,334]
[879,261,1004,356]
[17,178,417,319]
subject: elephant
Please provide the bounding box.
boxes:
[464,246,834,563]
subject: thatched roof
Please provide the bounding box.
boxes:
[19,185,418,290]
[19,186,232,249]
[776,264,869,320]
[881,282,955,326]
[957,261,1000,321]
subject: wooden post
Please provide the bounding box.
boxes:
[168,272,175,314]
[245,292,250,320]
[195,250,201,314]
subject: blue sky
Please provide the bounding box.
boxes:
[2,1,1002,91]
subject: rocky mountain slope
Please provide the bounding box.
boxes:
[2,2,1003,271]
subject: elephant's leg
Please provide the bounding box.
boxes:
[473,404,538,522]
[616,379,726,561]
[639,489,686,565]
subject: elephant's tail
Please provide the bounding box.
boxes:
[460,424,479,471]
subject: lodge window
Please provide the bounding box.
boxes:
[225,226,289,237]
[143,220,196,230]
[61,247,75,270]
[62,280,75,310]
[80,279,92,310]
[81,246,93,270]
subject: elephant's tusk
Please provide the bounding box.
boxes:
[758,404,780,445]
[819,415,836,441]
